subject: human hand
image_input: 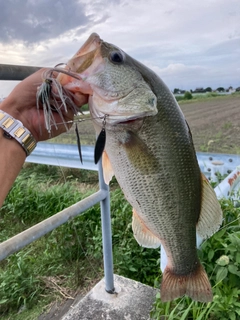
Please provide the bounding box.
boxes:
[0,68,88,142]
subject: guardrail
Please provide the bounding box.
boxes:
[27,142,240,199]
[28,142,98,171]
[27,142,240,176]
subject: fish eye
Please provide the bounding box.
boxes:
[109,51,124,64]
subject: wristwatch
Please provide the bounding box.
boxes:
[0,110,37,156]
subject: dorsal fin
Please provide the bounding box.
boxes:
[132,208,161,248]
[197,173,223,239]
[102,151,114,185]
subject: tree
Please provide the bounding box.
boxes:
[184,91,193,100]
[205,87,212,92]
[173,88,180,94]
[216,87,225,92]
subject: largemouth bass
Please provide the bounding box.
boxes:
[57,33,222,302]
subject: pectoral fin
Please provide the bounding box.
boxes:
[102,151,114,185]
[132,208,161,248]
[197,173,223,239]
[121,131,159,175]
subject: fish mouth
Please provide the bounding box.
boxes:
[57,33,102,87]
[110,112,156,124]
[89,102,156,126]
[57,33,158,122]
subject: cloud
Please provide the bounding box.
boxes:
[0,0,239,96]
[142,62,239,91]
[142,62,208,90]
[0,0,92,44]
[205,38,240,58]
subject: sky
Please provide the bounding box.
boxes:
[0,0,239,97]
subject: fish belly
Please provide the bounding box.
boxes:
[103,107,212,302]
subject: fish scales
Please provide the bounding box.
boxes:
[105,80,202,275]
[56,33,222,302]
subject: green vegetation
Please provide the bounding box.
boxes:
[198,121,234,153]
[80,104,89,112]
[175,92,237,104]
[0,164,159,319]
[1,164,240,319]
[49,112,96,145]
[0,165,99,317]
[183,91,193,100]
[150,197,240,320]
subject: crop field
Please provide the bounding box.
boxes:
[180,95,240,154]
[50,94,240,155]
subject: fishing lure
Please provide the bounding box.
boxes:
[37,67,109,165]
[37,67,84,162]
[94,115,107,164]
[37,67,83,132]
[75,123,83,164]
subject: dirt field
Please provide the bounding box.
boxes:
[51,95,240,154]
[180,95,240,154]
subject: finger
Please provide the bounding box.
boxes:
[73,92,88,107]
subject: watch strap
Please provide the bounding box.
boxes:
[0,110,37,156]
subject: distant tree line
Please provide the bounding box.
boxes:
[173,86,240,94]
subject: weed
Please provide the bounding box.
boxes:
[0,168,159,317]
[223,121,233,130]
[0,165,99,315]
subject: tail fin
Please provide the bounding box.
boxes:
[160,263,212,303]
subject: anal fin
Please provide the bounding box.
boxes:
[197,173,223,239]
[132,208,161,248]
[102,150,114,185]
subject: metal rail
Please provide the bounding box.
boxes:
[0,156,114,292]
[0,189,107,260]
[28,142,98,171]
[27,142,240,177]
[27,143,240,199]
[0,64,41,81]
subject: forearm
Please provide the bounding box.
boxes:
[0,68,79,208]
[0,128,26,207]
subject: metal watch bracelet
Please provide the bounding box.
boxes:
[0,110,37,156]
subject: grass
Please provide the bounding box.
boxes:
[150,196,240,320]
[0,164,159,319]
[0,164,100,317]
[1,164,240,320]
[49,113,96,145]
[199,130,224,152]
[176,92,239,104]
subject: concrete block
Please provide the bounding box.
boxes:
[62,274,158,320]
